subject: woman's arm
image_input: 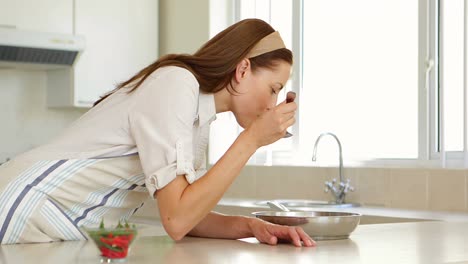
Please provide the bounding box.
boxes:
[156,101,296,241]
[187,211,316,247]
[187,212,254,239]
[155,131,257,240]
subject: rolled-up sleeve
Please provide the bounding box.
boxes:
[128,67,199,197]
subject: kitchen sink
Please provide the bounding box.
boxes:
[255,199,361,209]
[216,199,435,225]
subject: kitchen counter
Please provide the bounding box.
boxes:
[1,221,468,263]
[217,198,468,223]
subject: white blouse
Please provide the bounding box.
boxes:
[19,66,217,196]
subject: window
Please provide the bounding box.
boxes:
[439,0,464,153]
[209,0,468,168]
[301,0,418,163]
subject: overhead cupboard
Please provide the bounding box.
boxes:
[0,0,73,34]
[0,0,159,108]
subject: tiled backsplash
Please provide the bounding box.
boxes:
[224,166,468,213]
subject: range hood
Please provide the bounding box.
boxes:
[0,28,85,70]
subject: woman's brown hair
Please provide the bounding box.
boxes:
[94,18,293,106]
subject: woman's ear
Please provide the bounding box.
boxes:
[234,59,251,83]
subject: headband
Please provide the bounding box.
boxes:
[246,31,286,58]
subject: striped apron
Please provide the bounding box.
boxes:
[0,154,149,244]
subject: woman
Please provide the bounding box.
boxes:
[0,18,315,247]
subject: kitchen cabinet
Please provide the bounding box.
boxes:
[0,0,73,34]
[47,0,158,107]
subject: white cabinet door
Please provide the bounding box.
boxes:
[0,0,73,34]
[72,0,158,107]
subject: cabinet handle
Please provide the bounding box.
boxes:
[77,100,95,106]
[0,24,17,29]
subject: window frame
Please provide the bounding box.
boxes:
[209,0,468,168]
[430,0,468,167]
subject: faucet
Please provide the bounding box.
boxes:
[312,132,354,204]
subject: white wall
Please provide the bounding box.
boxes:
[0,70,85,163]
[159,0,210,55]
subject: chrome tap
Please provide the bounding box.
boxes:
[312,132,354,204]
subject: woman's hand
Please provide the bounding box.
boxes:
[244,97,297,148]
[248,218,316,247]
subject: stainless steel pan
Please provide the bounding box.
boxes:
[252,211,361,240]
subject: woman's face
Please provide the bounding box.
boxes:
[231,60,292,128]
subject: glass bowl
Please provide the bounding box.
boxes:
[84,222,138,261]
